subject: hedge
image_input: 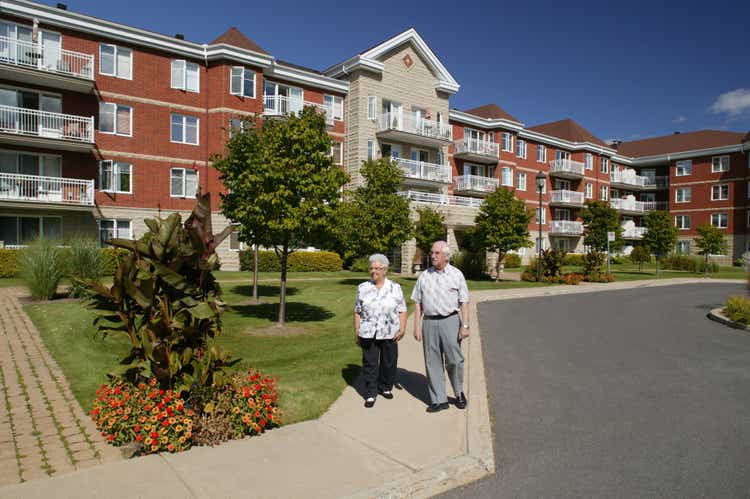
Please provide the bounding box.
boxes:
[0,247,130,278]
[502,253,521,268]
[239,250,343,272]
[0,249,21,277]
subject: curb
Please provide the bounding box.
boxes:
[707,307,750,331]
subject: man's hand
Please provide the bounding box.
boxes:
[413,327,422,342]
[459,325,470,339]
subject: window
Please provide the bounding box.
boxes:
[502,132,513,152]
[600,185,608,201]
[675,215,690,230]
[585,153,593,170]
[516,172,527,191]
[99,161,132,193]
[675,187,691,203]
[367,96,377,120]
[99,219,131,246]
[98,103,132,136]
[711,156,729,173]
[230,67,255,98]
[585,183,593,199]
[367,140,376,161]
[331,141,343,165]
[324,95,343,121]
[676,240,690,255]
[501,167,513,186]
[170,114,199,145]
[537,144,546,163]
[228,226,247,251]
[516,139,527,159]
[170,168,198,197]
[601,158,609,174]
[0,216,62,246]
[676,160,692,176]
[228,118,243,139]
[170,60,199,92]
[711,184,729,201]
[99,43,132,79]
[535,207,546,225]
[711,212,728,228]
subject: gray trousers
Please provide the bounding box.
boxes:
[422,314,464,405]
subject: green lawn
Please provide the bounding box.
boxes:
[559,262,746,281]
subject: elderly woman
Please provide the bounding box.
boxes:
[354,254,408,408]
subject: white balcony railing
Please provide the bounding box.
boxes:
[549,159,585,177]
[0,105,94,143]
[398,190,483,208]
[622,226,647,239]
[262,95,334,124]
[453,174,499,193]
[396,158,451,183]
[0,172,94,206]
[0,36,94,80]
[610,170,647,188]
[378,112,452,142]
[549,189,584,205]
[453,137,499,158]
[549,220,583,235]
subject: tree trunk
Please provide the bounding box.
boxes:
[278,243,288,326]
[655,255,660,276]
[495,252,504,282]
[705,254,709,276]
[252,244,259,302]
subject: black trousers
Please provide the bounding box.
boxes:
[360,337,398,398]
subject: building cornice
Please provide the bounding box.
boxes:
[620,144,745,167]
[449,110,524,132]
[265,63,349,94]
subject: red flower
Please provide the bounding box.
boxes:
[176,404,184,412]
[158,389,165,396]
[135,434,143,442]
[114,386,121,395]
[157,402,165,410]
[107,434,115,441]
[260,419,266,427]
[134,425,141,433]
[151,431,159,439]
[162,420,170,428]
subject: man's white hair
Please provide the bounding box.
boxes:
[432,240,452,258]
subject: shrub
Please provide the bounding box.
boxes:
[0,248,21,277]
[583,272,615,283]
[609,255,624,265]
[521,269,536,282]
[349,256,370,273]
[562,272,583,285]
[583,251,605,277]
[725,295,750,325]
[540,249,566,279]
[452,251,485,279]
[239,250,343,272]
[629,245,651,271]
[101,248,129,276]
[733,258,744,267]
[21,238,64,300]
[562,253,585,267]
[661,254,719,273]
[67,237,104,298]
[503,253,521,268]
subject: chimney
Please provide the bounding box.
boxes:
[674,131,681,135]
[56,2,67,9]
[175,34,185,40]
[609,139,622,148]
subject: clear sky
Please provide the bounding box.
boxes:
[53,0,750,142]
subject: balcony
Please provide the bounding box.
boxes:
[548,159,585,179]
[610,170,647,190]
[0,172,94,208]
[549,189,584,207]
[398,190,483,209]
[395,158,451,186]
[622,225,647,240]
[0,105,94,151]
[609,197,664,215]
[453,137,499,163]
[377,112,452,147]
[452,174,499,196]
[0,36,95,93]
[643,176,669,190]
[549,220,583,236]
[263,95,334,125]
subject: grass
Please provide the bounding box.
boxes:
[558,262,745,281]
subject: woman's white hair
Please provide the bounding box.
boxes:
[368,253,390,268]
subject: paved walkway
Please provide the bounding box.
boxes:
[0,288,121,486]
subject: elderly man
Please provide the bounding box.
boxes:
[411,240,470,413]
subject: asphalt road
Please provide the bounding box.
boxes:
[441,282,750,498]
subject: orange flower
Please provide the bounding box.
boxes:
[144,424,152,431]
[185,431,192,438]
[168,417,176,425]
[168,443,175,452]
[179,436,186,444]
[151,445,158,452]
[139,416,147,423]
[175,425,183,432]
[161,436,168,444]
[145,437,152,445]
[150,415,158,423]
[232,407,240,414]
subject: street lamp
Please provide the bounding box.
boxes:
[535,171,547,282]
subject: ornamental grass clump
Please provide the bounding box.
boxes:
[22,237,63,300]
[725,295,750,325]
[67,236,103,298]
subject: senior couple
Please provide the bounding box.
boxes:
[353,241,470,412]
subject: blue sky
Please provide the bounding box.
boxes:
[60,0,749,142]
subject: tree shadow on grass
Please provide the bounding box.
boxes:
[341,363,430,405]
[337,278,367,287]
[224,284,299,297]
[229,301,334,322]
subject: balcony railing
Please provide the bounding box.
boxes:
[549,159,585,177]
[610,198,664,213]
[395,158,451,183]
[549,220,583,235]
[377,112,452,142]
[453,137,499,158]
[262,95,334,124]
[398,190,483,208]
[549,189,584,205]
[453,174,499,193]
[0,105,94,143]
[643,176,669,190]
[0,36,94,80]
[0,172,94,206]
[622,226,647,239]
[610,171,647,188]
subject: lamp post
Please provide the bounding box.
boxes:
[536,171,547,282]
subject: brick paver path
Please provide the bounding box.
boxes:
[0,287,120,485]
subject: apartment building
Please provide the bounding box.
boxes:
[0,0,748,271]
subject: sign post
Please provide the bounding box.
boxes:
[607,231,615,274]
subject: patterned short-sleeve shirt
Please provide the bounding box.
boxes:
[355,278,407,339]
[410,263,469,316]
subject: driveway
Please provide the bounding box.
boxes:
[441,282,750,498]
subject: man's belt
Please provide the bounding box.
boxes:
[423,311,458,320]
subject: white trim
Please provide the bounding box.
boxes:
[169,113,199,145]
[267,62,348,94]
[675,159,692,176]
[99,43,132,80]
[674,214,691,230]
[710,183,729,201]
[710,212,728,229]
[98,102,132,136]
[229,66,256,98]
[98,218,132,245]
[711,155,730,173]
[169,167,198,198]
[170,59,200,93]
[675,186,691,203]
[99,159,132,194]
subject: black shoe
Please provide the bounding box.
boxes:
[379,390,394,400]
[364,397,376,408]
[455,392,467,409]
[426,402,449,413]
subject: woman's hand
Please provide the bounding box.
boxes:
[393,330,405,342]
[355,334,360,346]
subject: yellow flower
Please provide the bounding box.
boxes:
[150,415,158,423]
[232,407,241,414]
[175,425,183,432]
[179,436,186,444]
[144,424,152,431]
[150,445,158,452]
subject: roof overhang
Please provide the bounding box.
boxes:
[265,63,349,94]
[615,144,746,166]
[449,109,524,131]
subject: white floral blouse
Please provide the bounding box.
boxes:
[354,278,407,340]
